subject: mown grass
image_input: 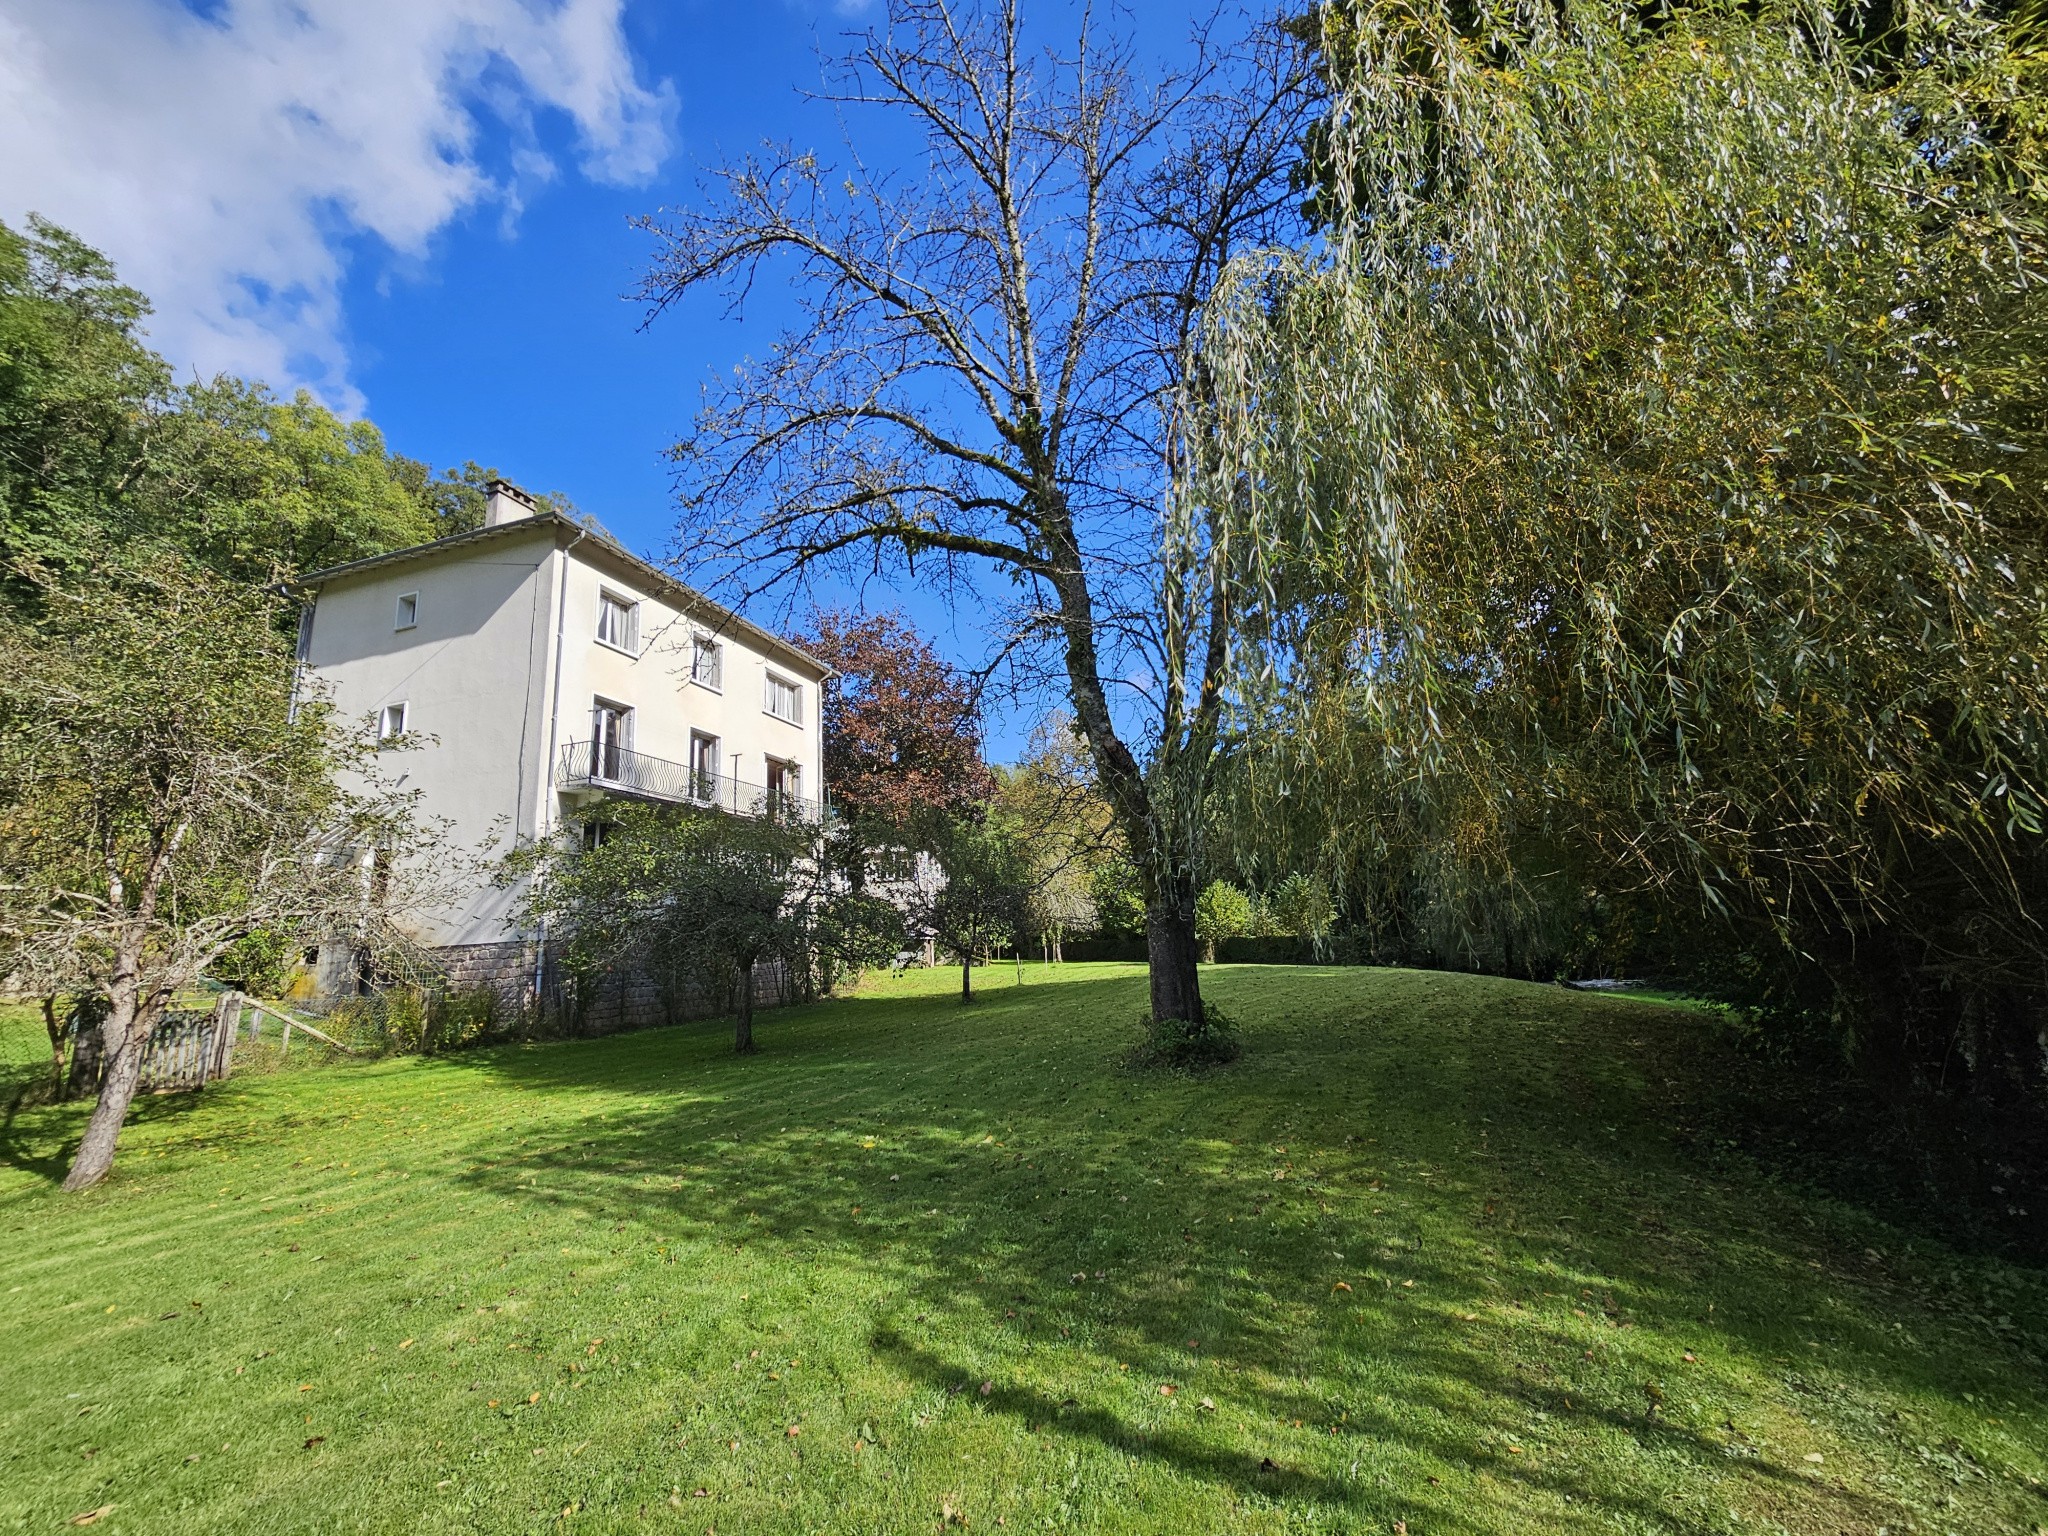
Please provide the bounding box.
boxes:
[0,963,2043,1535]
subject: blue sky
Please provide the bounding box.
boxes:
[0,0,1211,756]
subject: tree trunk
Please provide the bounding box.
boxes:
[62,986,151,1192]
[734,961,757,1054]
[961,948,974,1004]
[41,996,65,1092]
[1147,880,1204,1026]
[64,1022,103,1102]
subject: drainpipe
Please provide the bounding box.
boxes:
[532,527,588,1001]
[287,591,315,722]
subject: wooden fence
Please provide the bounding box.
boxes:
[135,992,240,1091]
[68,992,357,1096]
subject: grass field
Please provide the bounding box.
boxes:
[1,963,2044,1535]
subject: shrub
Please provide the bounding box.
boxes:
[330,983,508,1056]
[1133,1001,1242,1070]
[1194,881,1255,962]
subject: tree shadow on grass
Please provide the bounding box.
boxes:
[0,1078,220,1185]
[432,965,2048,1530]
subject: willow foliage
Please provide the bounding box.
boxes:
[1191,0,2048,1011]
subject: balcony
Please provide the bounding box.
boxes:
[556,740,821,822]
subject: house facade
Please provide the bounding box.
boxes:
[294,481,828,999]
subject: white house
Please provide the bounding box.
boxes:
[294,480,829,998]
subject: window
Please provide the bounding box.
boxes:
[394,591,418,630]
[591,700,632,779]
[378,702,409,742]
[764,672,803,725]
[580,821,615,852]
[596,590,639,654]
[766,757,801,814]
[689,731,722,802]
[690,635,723,691]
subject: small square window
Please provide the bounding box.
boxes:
[764,673,802,725]
[596,591,639,653]
[378,702,409,743]
[394,592,418,630]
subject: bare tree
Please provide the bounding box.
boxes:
[636,0,1311,1028]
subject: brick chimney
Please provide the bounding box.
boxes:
[483,478,540,527]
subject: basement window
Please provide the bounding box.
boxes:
[378,702,409,743]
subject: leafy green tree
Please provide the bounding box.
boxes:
[0,556,424,1190]
[1265,872,1335,949]
[146,378,434,582]
[0,216,167,581]
[1195,0,2048,1087]
[3,216,550,591]
[1194,880,1254,963]
[914,813,1035,1003]
[389,458,582,542]
[521,804,899,1052]
[992,716,1111,960]
[1088,852,1148,939]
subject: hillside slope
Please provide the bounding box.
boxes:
[1,964,2042,1533]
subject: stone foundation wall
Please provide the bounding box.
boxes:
[300,935,805,1041]
[565,955,799,1038]
[434,941,540,1007]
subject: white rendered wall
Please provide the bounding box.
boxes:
[301,525,560,946]
[302,520,828,952]
[549,542,826,815]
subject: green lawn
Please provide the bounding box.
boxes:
[1,964,2043,1534]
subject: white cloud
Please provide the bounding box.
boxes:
[0,0,675,410]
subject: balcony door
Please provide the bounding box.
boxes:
[592,700,632,780]
[689,731,721,803]
[766,757,801,816]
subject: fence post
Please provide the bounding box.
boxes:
[207,992,241,1082]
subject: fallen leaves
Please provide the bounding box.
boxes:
[1198,1397,1216,1412]
[67,1507,114,1527]
[303,1436,325,1450]
[398,1339,415,1351]
[1333,1281,1353,1293]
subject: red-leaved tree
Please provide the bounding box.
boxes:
[801,610,994,835]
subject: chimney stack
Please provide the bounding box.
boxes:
[483,478,540,528]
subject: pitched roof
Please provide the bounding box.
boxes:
[296,511,830,678]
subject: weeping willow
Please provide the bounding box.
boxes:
[1188,0,2048,1038]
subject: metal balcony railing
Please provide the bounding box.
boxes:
[556,740,821,822]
